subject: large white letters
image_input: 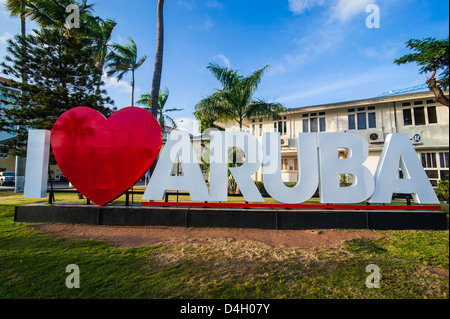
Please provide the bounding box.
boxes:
[24,130,51,198]
[24,129,440,205]
[318,133,375,203]
[209,131,264,202]
[262,132,319,204]
[142,130,209,201]
[369,134,439,204]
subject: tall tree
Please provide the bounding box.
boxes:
[136,88,184,130]
[394,37,449,107]
[5,0,96,36]
[5,0,30,192]
[194,63,285,131]
[150,0,164,119]
[0,28,114,157]
[5,0,115,94]
[105,37,147,106]
[88,18,117,92]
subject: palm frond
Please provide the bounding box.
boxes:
[207,62,242,91]
[245,98,285,120]
[135,55,147,69]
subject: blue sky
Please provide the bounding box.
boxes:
[1,0,449,135]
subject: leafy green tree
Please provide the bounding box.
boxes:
[395,37,449,107]
[105,37,147,106]
[194,63,285,131]
[136,88,183,130]
[88,18,117,91]
[5,1,116,91]
[5,0,96,35]
[0,27,114,157]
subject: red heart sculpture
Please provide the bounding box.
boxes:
[51,106,162,206]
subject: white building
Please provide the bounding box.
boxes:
[218,91,449,187]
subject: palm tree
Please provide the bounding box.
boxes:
[136,88,184,130]
[87,17,117,92]
[194,63,285,131]
[5,0,96,35]
[150,0,164,119]
[105,37,147,106]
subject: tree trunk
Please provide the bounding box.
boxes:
[15,15,27,193]
[427,76,449,107]
[131,70,135,106]
[149,0,164,176]
[150,0,164,119]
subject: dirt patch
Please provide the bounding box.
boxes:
[29,223,383,249]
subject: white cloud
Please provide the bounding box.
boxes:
[102,73,134,94]
[188,16,214,30]
[288,0,325,15]
[212,54,231,68]
[278,67,388,103]
[206,1,224,8]
[281,25,344,70]
[331,0,375,22]
[178,0,194,11]
[0,31,13,45]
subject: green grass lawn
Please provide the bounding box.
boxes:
[0,191,448,299]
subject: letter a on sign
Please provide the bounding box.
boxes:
[369,134,439,204]
[142,131,209,201]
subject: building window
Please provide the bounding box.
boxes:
[403,109,412,126]
[302,119,308,132]
[348,114,356,130]
[440,152,449,168]
[319,117,326,132]
[421,152,437,168]
[348,107,376,130]
[421,151,449,186]
[275,120,287,135]
[402,101,438,126]
[259,123,263,136]
[427,106,437,124]
[282,158,288,171]
[413,107,426,125]
[439,152,449,181]
[310,117,318,132]
[251,124,255,135]
[304,112,326,132]
[357,112,367,130]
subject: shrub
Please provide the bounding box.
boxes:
[435,180,449,202]
[255,181,267,195]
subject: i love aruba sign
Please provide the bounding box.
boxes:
[23,106,440,206]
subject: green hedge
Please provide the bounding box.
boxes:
[435,180,449,202]
[254,181,267,195]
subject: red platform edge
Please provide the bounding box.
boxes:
[141,201,442,211]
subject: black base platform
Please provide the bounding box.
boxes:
[14,202,448,230]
